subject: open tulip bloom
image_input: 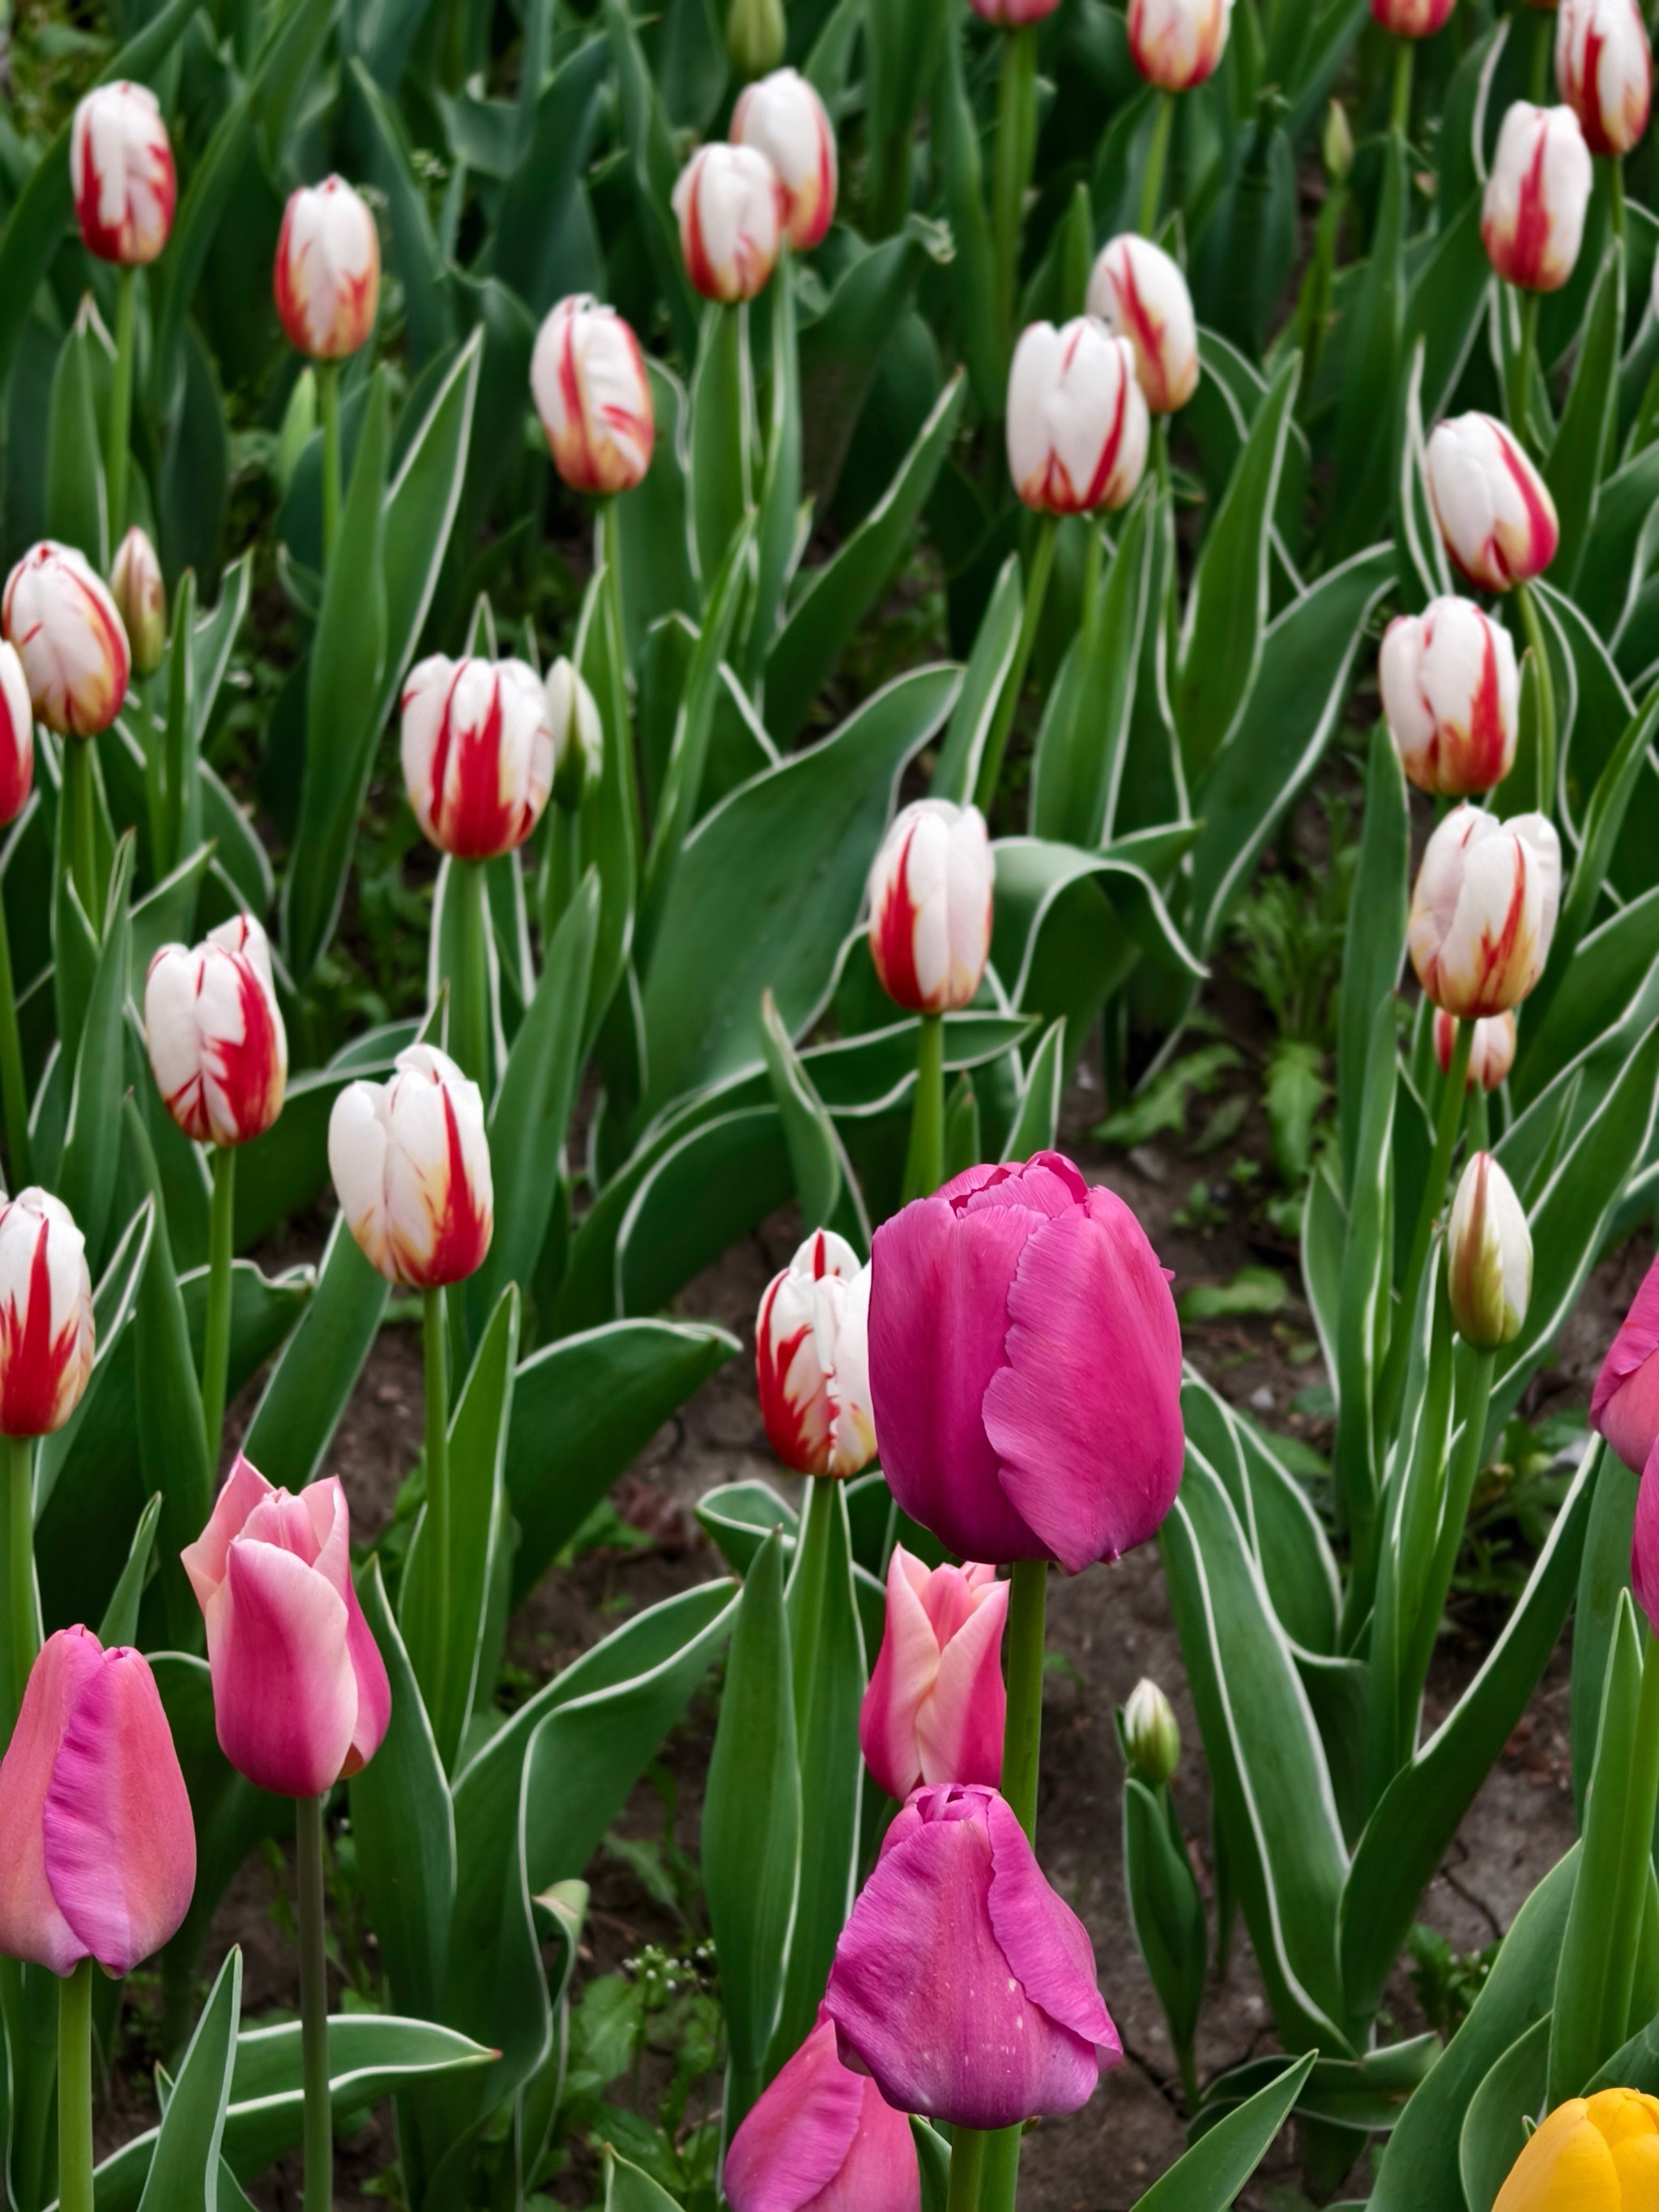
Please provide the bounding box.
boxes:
[724,2013,920,2212]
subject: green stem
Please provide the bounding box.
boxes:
[295,1795,335,2212]
[1138,90,1175,237]
[1515,579,1557,818]
[1403,1347,1495,1714]
[201,1146,236,1476]
[1602,1626,1659,2056]
[603,495,631,709]
[450,857,492,1094]
[422,1285,450,1715]
[1390,36,1414,140]
[1508,286,1540,457]
[1611,155,1627,245]
[57,1958,94,2212]
[3,1431,36,1736]
[0,882,32,1189]
[947,2127,987,2212]
[1529,4,1551,101]
[542,804,582,944]
[902,1013,945,1202]
[104,267,136,557]
[64,736,100,928]
[1176,2039,1200,2114]
[318,361,342,567]
[1383,1016,1473,1435]
[992,26,1040,345]
[973,516,1058,817]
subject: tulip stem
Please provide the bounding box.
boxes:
[318,361,342,567]
[1139,92,1175,237]
[1611,156,1627,246]
[1383,1015,1473,1440]
[947,2126,987,2212]
[64,737,100,929]
[1402,1346,1495,1738]
[57,1958,94,2212]
[1514,580,1556,819]
[973,515,1057,818]
[1508,286,1541,458]
[202,1145,236,1478]
[1001,1557,1047,1842]
[993,25,1040,347]
[1389,37,1414,142]
[902,1013,945,1202]
[422,1284,451,1719]
[0,882,33,1191]
[296,1794,335,2212]
[450,858,493,1095]
[104,266,136,558]
[2,1433,36,1736]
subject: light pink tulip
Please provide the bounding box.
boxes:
[756,1230,876,1478]
[1426,413,1559,590]
[145,914,288,1147]
[1557,0,1652,155]
[70,83,175,267]
[731,70,838,250]
[2,540,130,739]
[0,1189,95,1438]
[1482,103,1593,292]
[724,2013,919,2212]
[1434,1007,1516,1092]
[530,295,655,497]
[859,1549,1008,1801]
[867,800,993,1015]
[1593,1255,1659,1475]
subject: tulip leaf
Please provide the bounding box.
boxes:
[930,553,1021,809]
[45,309,109,572]
[232,1028,413,1249]
[1330,993,1397,1603]
[602,0,700,359]
[1337,724,1410,1197]
[616,1105,795,1317]
[612,361,698,664]
[575,553,640,1066]
[239,1213,390,1493]
[1124,1776,1208,2060]
[98,1492,162,1650]
[1328,131,1405,566]
[1001,1018,1067,1162]
[377,327,483,731]
[58,837,135,1274]
[761,989,870,1255]
[1545,236,1623,596]
[932,17,1001,421]
[135,1945,241,2212]
[745,239,803,685]
[1572,1447,1642,1820]
[1030,496,1154,851]
[1459,2015,1552,2212]
[1131,2051,1316,2212]
[688,301,753,596]
[603,2146,684,2211]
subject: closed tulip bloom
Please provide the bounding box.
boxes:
[1482,102,1593,291]
[868,800,993,1015]
[1636,1445,1659,1630]
[0,1627,194,1976]
[545,656,603,809]
[1558,0,1652,153]
[328,1044,493,1289]
[1128,0,1233,88]
[757,1229,876,1478]
[731,70,838,250]
[1591,1253,1659,1475]
[1371,0,1456,31]
[144,914,288,1148]
[2,541,130,738]
[274,177,380,360]
[1447,1152,1532,1352]
[971,0,1064,21]
[109,526,166,677]
[0,643,34,830]
[1008,318,1150,514]
[182,1455,391,1800]
[1085,237,1199,415]
[1379,597,1520,797]
[725,2013,920,2212]
[1434,1007,1516,1092]
[673,144,783,303]
[401,655,553,861]
[1408,804,1561,1018]
[70,83,175,267]
[1426,412,1559,590]
[825,1783,1121,2128]
[868,1151,1183,1571]
[1123,1677,1180,1786]
[0,1190,94,1437]
[530,295,655,497]
[859,1549,1008,1802]
[1494,2088,1659,2212]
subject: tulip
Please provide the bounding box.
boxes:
[1494,2088,1659,2212]
[181,1454,391,1798]
[109,525,165,677]
[0,1626,194,1975]
[1591,1254,1659,1475]
[273,177,381,361]
[1379,596,1520,797]
[1407,804,1561,1019]
[0,1190,94,1439]
[1123,1677,1180,1787]
[401,655,553,863]
[825,1783,1121,2127]
[1635,1445,1659,1631]
[673,144,783,304]
[1447,1152,1532,1352]
[328,1044,493,1289]
[867,800,993,1016]
[1007,318,1150,515]
[0,642,33,830]
[1425,412,1559,590]
[1482,103,1593,292]
[868,1151,1183,1571]
[1557,0,1652,154]
[1371,0,1456,28]
[756,1229,876,1478]
[530,295,655,497]
[1434,1008,1516,1092]
[731,70,838,250]
[144,914,288,1148]
[726,0,787,79]
[1127,0,1233,88]
[2,540,130,738]
[70,83,176,267]
[971,0,1064,19]
[1085,237,1200,415]
[545,655,603,810]
[725,2013,920,2212]
[859,1549,1008,1801]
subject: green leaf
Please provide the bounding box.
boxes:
[45,305,108,570]
[616,1106,794,1316]
[603,2146,684,2211]
[1337,725,1409,1195]
[1131,2052,1316,2212]
[136,1947,241,2212]
[1328,131,1405,562]
[1002,1019,1067,1161]
[761,989,869,1253]
[932,22,1001,419]
[602,0,699,357]
[1572,1445,1640,1818]
[59,838,135,1272]
[1124,1776,1207,2054]
[1030,495,1154,849]
[1546,236,1624,595]
[748,263,804,680]
[688,301,753,592]
[97,1492,161,1648]
[930,554,1021,808]
[349,63,454,369]
[377,321,482,728]
[613,361,698,663]
[1459,2016,1551,2212]
[240,1214,390,1492]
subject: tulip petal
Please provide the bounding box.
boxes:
[1592,1254,1659,1474]
[1494,2099,1615,2212]
[0,1626,104,1973]
[983,1791,1120,2065]
[724,2017,866,2212]
[915,1578,1008,1791]
[859,1550,944,1803]
[215,1539,358,1797]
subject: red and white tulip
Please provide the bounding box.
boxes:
[859,1548,1009,1803]
[1408,803,1562,1019]
[1085,236,1199,415]
[731,69,838,250]
[1379,596,1520,797]
[1482,102,1593,292]
[144,914,288,1149]
[1425,412,1559,590]
[1448,1151,1533,1352]
[756,1228,876,1479]
[1007,318,1149,514]
[400,655,553,862]
[672,144,783,303]
[109,526,165,678]
[1435,1007,1518,1093]
[530,296,655,497]
[70,83,175,266]
[1127,0,1233,88]
[0,1190,94,1438]
[1371,0,1456,32]
[274,177,380,361]
[2,542,130,739]
[328,1044,493,1289]
[868,799,993,1015]
[0,644,33,831]
[1557,0,1652,154]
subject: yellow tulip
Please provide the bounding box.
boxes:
[1495,2089,1659,2212]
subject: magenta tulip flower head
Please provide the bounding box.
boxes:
[1592,1255,1659,1475]
[182,1454,391,1799]
[868,1151,1183,1570]
[0,1626,194,1977]
[724,2012,919,2212]
[859,1548,1008,1802]
[1633,1438,1659,1632]
[825,1783,1121,2129]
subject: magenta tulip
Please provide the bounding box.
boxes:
[859,1549,1007,1802]
[182,1454,390,1799]
[1633,1440,1659,1632]
[1592,1255,1659,1476]
[724,2013,919,2212]
[0,1626,194,1976]
[824,1783,1120,2129]
[867,1152,1183,1570]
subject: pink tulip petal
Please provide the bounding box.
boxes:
[296,1480,390,1770]
[724,2017,865,2212]
[1635,1440,1659,1631]
[983,1792,1120,2066]
[216,1539,358,1797]
[915,1578,1008,1790]
[808,2077,920,2212]
[0,1627,104,1973]
[1593,1255,1659,1473]
[859,1550,943,1803]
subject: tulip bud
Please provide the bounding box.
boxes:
[1123,1677,1181,1787]
[726,0,786,78]
[0,643,35,831]
[867,799,993,1015]
[1408,803,1561,1019]
[109,527,166,678]
[970,0,1064,20]
[1591,1253,1659,1475]
[273,177,380,361]
[825,1784,1122,2127]
[182,1455,392,1800]
[673,143,784,303]
[1482,102,1593,292]
[1007,318,1150,514]
[1494,2089,1659,2212]
[328,1044,493,1289]
[0,1627,194,1976]
[1447,1152,1531,1352]
[859,1548,1008,1801]
[400,655,553,861]
[1557,0,1652,153]
[1379,597,1520,798]
[1371,0,1455,32]
[1426,412,1559,591]
[144,914,288,1149]
[725,2014,921,2212]
[1323,100,1355,182]
[731,69,839,250]
[0,1191,94,1438]
[70,83,176,267]
[1127,0,1234,89]
[757,1228,876,1478]
[1434,1007,1516,1093]
[1085,237,1200,415]
[545,656,603,810]
[2,541,130,739]
[530,295,655,497]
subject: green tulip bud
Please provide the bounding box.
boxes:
[1448,1151,1532,1352]
[1124,1677,1180,1787]
[727,0,786,79]
[1323,100,1354,186]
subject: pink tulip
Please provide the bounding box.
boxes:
[0,642,33,831]
[1592,1255,1659,1475]
[824,1783,1121,2129]
[181,1454,391,1799]
[970,0,1064,22]
[0,1189,95,1438]
[1557,0,1652,156]
[70,83,175,267]
[859,1549,1008,1801]
[1435,1007,1516,1092]
[1634,1439,1659,1630]
[0,1626,194,1976]
[724,2013,919,2212]
[868,1152,1183,1571]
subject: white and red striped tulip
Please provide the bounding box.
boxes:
[530,296,655,497]
[144,915,288,1150]
[1435,1007,1517,1093]
[1482,102,1593,291]
[1409,803,1562,1019]
[1,541,130,739]
[109,526,165,678]
[755,1228,876,1478]
[859,1548,1009,1802]
[1426,412,1559,590]
[1371,0,1456,32]
[1448,1151,1533,1352]
[672,143,783,303]
[545,655,603,809]
[1128,0,1233,88]
[731,69,838,250]
[328,1044,493,1289]
[1085,236,1200,415]
[1007,318,1149,514]
[0,645,33,831]
[70,83,175,266]
[1379,597,1520,797]
[400,655,553,862]
[868,799,993,1015]
[0,1190,94,1438]
[1557,0,1652,152]
[274,177,380,361]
